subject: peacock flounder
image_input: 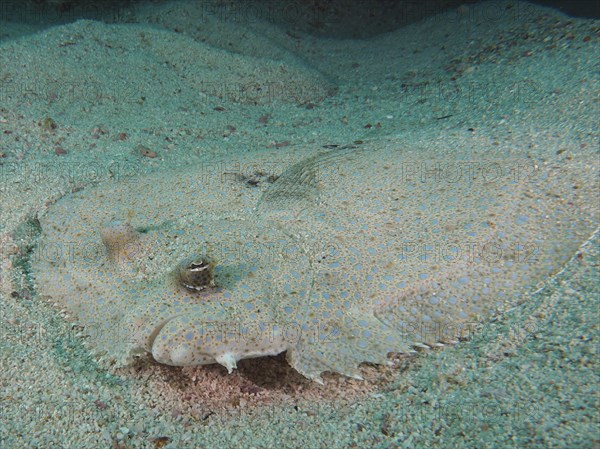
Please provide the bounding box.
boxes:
[31,140,597,382]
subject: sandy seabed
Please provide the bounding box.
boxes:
[0,1,598,448]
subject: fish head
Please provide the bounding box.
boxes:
[110,216,315,372]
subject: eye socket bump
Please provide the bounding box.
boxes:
[176,257,215,292]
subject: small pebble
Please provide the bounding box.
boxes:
[91,125,109,135]
[137,144,157,158]
[42,117,57,131]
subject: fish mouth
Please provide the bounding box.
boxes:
[144,314,192,364]
[147,311,293,369]
[146,315,178,352]
[149,314,214,366]
[149,315,189,365]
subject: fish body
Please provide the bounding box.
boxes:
[32,142,597,382]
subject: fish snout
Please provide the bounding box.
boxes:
[150,314,289,372]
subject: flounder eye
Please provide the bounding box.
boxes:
[177,257,214,291]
